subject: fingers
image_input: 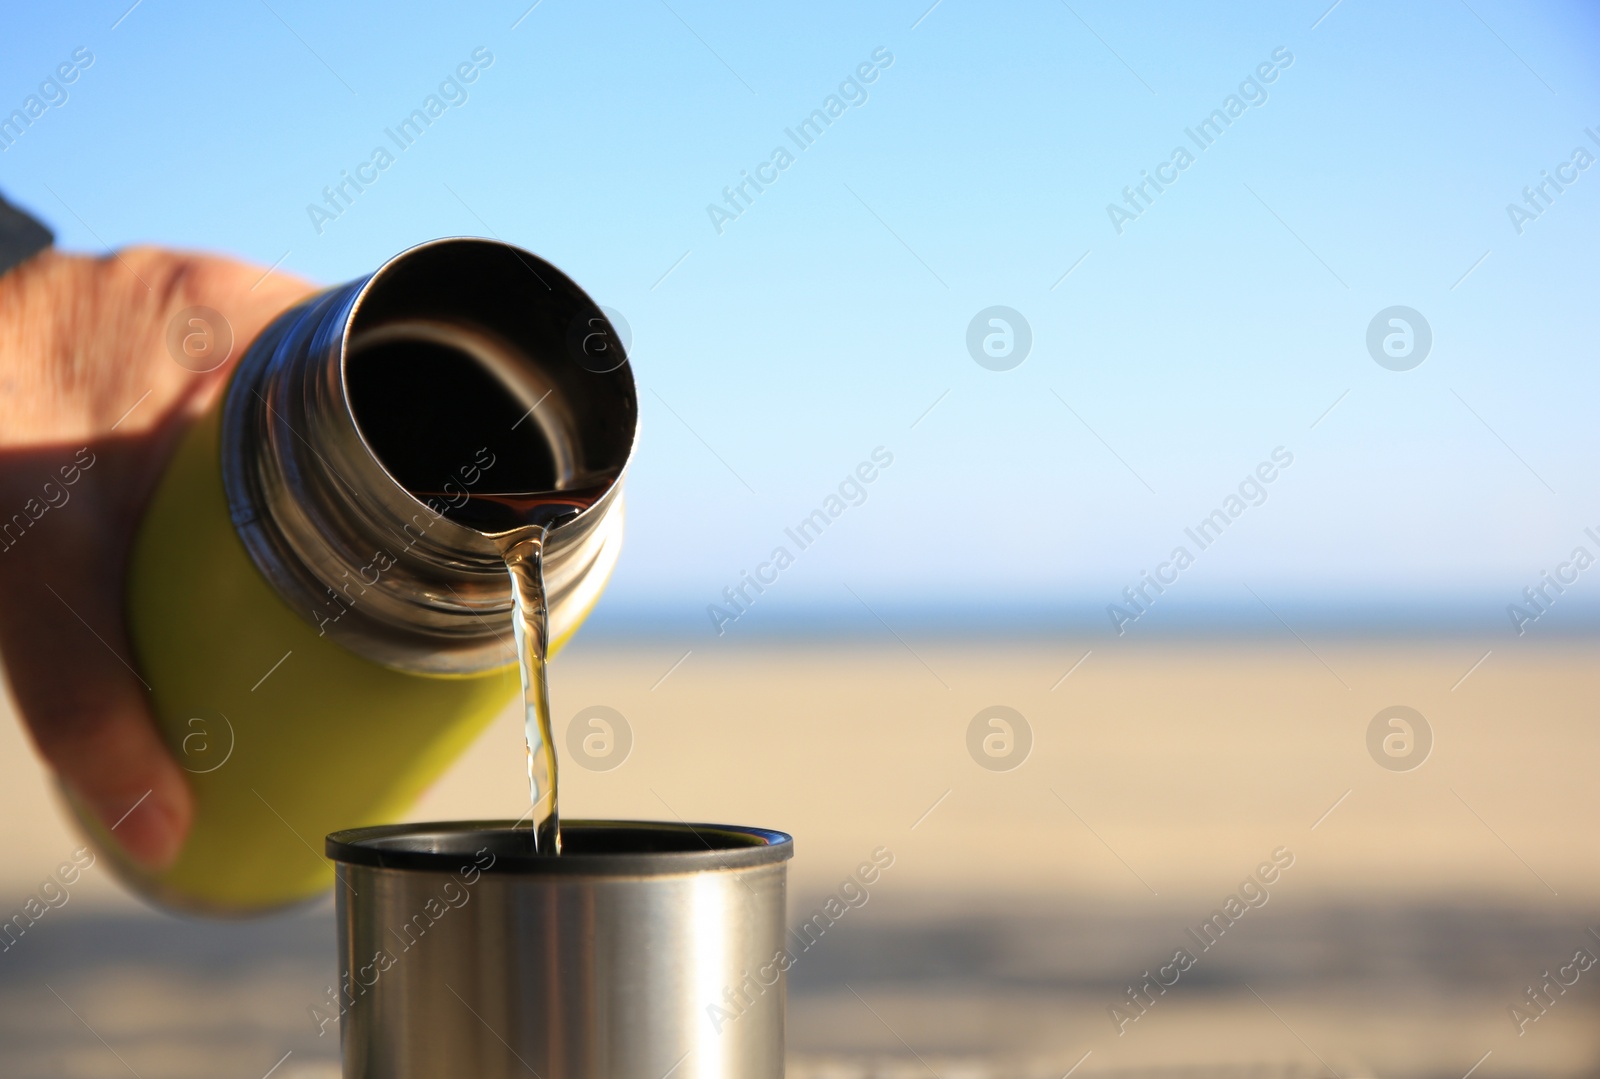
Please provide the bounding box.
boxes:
[0,438,193,869]
[0,539,193,870]
[41,678,194,872]
[0,248,314,447]
[94,246,318,434]
[0,246,313,873]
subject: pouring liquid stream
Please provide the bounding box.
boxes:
[423,487,615,856]
[344,312,625,858]
[503,528,559,854]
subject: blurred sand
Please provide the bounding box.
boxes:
[435,636,1600,905]
[4,637,1594,904]
[1,636,1597,1076]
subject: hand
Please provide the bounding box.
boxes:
[0,246,312,870]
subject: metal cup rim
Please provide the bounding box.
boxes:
[326,819,793,876]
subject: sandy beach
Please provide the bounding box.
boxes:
[1,636,1597,1076]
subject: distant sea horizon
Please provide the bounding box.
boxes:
[576,594,1600,641]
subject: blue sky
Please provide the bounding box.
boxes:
[4,0,1599,640]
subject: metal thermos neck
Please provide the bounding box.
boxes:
[220,238,637,673]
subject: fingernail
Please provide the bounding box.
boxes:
[89,790,185,871]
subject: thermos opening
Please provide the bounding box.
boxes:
[344,323,567,502]
[341,238,636,529]
[221,237,639,673]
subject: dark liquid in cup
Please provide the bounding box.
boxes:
[347,333,618,855]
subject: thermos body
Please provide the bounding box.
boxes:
[90,239,638,912]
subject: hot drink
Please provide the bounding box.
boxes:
[347,328,621,855]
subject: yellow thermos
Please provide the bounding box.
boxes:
[85,238,637,912]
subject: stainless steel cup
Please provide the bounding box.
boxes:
[326,820,794,1079]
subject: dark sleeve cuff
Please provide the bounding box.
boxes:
[0,193,54,278]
